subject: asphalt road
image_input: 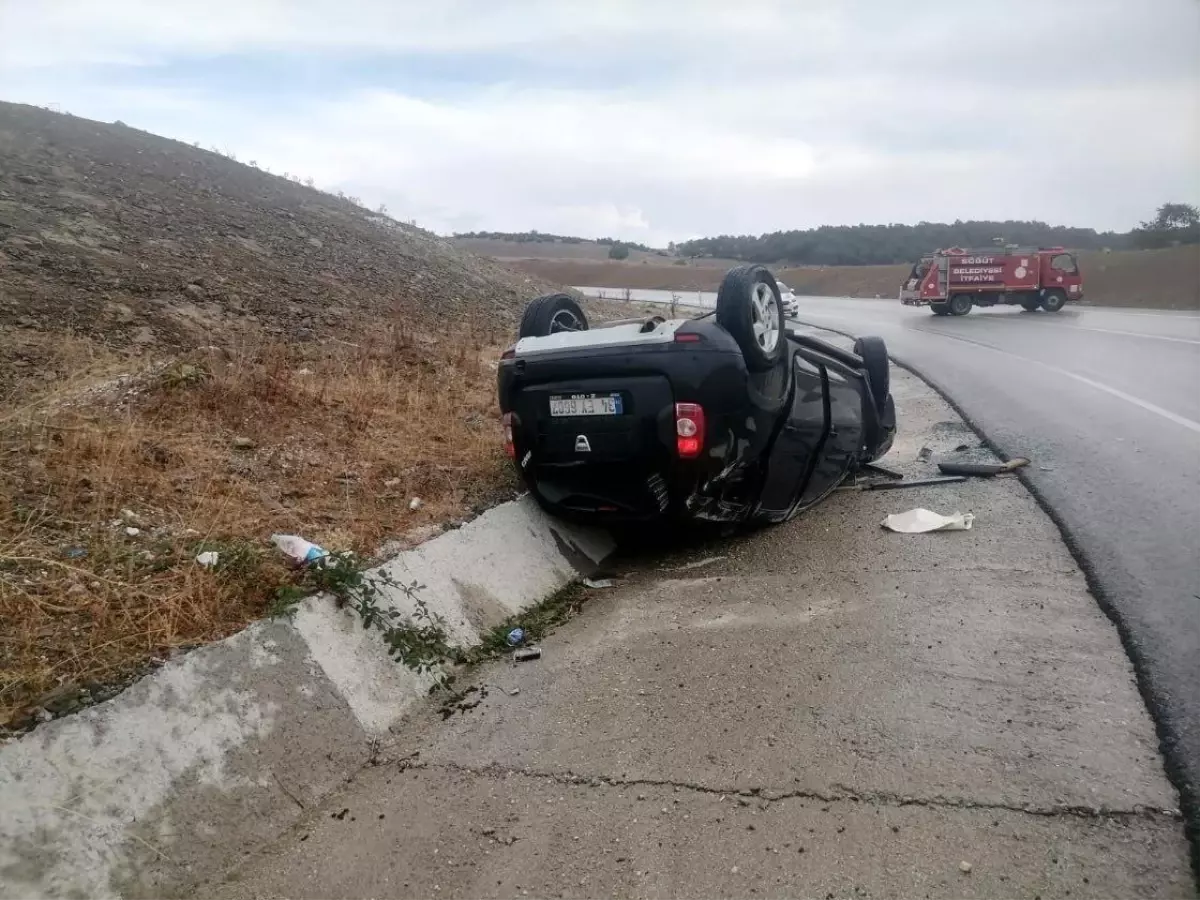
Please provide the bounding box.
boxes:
[790,298,1200,852]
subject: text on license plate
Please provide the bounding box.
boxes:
[549,393,623,417]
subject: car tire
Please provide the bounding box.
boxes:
[716,265,785,372]
[1020,298,1040,312]
[518,293,588,338]
[853,335,890,412]
[930,302,950,316]
[1041,289,1066,313]
[949,294,973,316]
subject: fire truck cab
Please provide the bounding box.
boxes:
[899,246,1083,316]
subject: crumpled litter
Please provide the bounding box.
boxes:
[882,508,975,533]
[271,533,329,566]
[195,551,220,567]
[583,577,614,589]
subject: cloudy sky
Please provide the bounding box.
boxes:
[3,0,1198,245]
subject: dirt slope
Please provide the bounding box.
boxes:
[490,245,1200,310]
[0,102,560,401]
[0,103,570,728]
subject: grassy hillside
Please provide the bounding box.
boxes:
[0,102,567,728]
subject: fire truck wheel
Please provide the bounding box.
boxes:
[930,303,950,316]
[949,294,973,316]
[1020,298,1040,312]
[1041,290,1066,313]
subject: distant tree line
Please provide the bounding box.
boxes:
[1131,203,1200,250]
[674,220,1143,266]
[677,207,1200,265]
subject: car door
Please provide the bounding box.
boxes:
[753,348,865,521]
[796,363,863,509]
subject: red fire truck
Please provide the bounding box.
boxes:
[899,246,1083,316]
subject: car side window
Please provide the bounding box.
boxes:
[1051,253,1077,274]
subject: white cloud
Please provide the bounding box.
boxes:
[2,0,1198,243]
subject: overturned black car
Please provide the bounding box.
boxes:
[497,265,896,527]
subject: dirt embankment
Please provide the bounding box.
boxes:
[0,102,566,727]
[502,247,1200,310]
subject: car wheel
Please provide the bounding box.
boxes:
[853,335,890,413]
[949,294,973,316]
[930,302,950,316]
[518,293,589,338]
[1019,298,1040,312]
[1041,290,1066,313]
[716,265,785,372]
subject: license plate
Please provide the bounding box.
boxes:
[549,393,623,417]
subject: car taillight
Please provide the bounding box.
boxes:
[674,332,701,343]
[501,346,516,360]
[675,403,705,459]
[501,412,515,458]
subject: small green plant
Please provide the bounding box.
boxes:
[465,580,586,664]
[272,552,461,690]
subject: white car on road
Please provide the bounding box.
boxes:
[777,280,799,319]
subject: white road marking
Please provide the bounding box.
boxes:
[920,326,1200,435]
[1052,368,1200,435]
[793,312,1200,436]
[980,317,1200,345]
[1066,325,1200,345]
[1088,310,1200,320]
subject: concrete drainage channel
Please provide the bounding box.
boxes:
[0,502,614,899]
[1,326,1193,899]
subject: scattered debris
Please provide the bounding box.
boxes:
[882,508,975,533]
[62,546,87,559]
[938,457,1029,478]
[959,861,973,874]
[917,446,933,462]
[195,551,220,567]
[270,533,329,566]
[838,475,967,492]
[506,628,525,646]
[408,497,424,512]
[513,646,542,664]
[954,443,971,452]
[866,475,967,491]
[124,526,141,537]
[669,555,726,572]
[583,577,614,589]
[862,462,904,480]
[231,436,256,450]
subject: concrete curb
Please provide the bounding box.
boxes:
[0,497,613,900]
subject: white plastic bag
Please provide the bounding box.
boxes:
[882,508,974,533]
[270,533,329,565]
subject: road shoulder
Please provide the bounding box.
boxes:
[205,356,1191,899]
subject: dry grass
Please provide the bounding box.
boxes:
[0,325,515,727]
